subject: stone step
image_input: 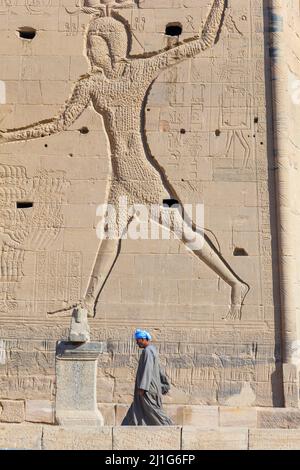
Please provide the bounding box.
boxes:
[1,424,300,450]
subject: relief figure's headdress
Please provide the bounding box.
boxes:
[87,15,128,62]
[82,0,138,16]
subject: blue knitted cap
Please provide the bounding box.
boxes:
[134,329,152,340]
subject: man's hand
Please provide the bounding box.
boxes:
[137,389,145,397]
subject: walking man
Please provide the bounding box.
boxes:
[122,329,173,425]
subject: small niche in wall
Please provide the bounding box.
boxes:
[79,127,89,134]
[17,202,33,209]
[163,198,179,208]
[165,23,182,37]
[17,27,36,40]
[233,247,248,257]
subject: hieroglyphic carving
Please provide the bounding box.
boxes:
[65,11,86,36]
[35,251,82,315]
[25,0,52,15]
[0,0,17,14]
[168,131,209,161]
[185,15,196,33]
[0,165,68,314]
[132,14,145,32]
[81,0,138,15]
[62,0,88,36]
[219,85,252,169]
[0,0,250,322]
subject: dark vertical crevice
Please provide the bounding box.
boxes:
[263,0,284,406]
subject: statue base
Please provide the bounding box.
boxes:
[55,341,107,426]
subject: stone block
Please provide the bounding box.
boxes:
[98,404,116,426]
[249,429,300,450]
[182,405,219,427]
[25,400,54,424]
[164,405,184,425]
[0,57,21,80]
[282,364,300,408]
[55,341,106,426]
[96,377,115,403]
[0,424,42,450]
[115,405,130,425]
[20,56,70,81]
[182,427,248,450]
[113,426,181,450]
[69,56,89,80]
[257,408,300,429]
[219,407,257,428]
[0,400,25,423]
[42,425,113,450]
[113,381,135,403]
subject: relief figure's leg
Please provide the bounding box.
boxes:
[154,205,249,320]
[83,238,120,317]
[237,130,251,169]
[82,211,135,317]
[68,237,119,342]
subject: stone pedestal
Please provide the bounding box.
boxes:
[55,341,106,426]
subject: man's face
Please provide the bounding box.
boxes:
[136,338,149,349]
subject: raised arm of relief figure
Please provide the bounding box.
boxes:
[144,0,226,78]
[0,78,91,143]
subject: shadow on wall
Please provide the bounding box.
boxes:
[263,0,284,407]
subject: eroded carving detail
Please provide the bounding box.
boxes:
[0,0,250,323]
[0,164,68,313]
[0,0,17,15]
[25,0,52,15]
[219,85,252,169]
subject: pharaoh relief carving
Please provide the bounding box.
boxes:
[0,164,68,314]
[0,0,250,321]
[0,0,19,15]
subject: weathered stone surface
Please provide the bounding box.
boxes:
[2,423,300,450]
[257,408,300,429]
[0,400,25,423]
[219,407,257,428]
[0,0,295,416]
[42,425,113,450]
[115,404,130,425]
[0,424,42,450]
[96,377,115,403]
[55,342,105,426]
[282,364,300,408]
[113,426,181,450]
[182,427,248,450]
[249,429,300,450]
[25,400,54,424]
[98,404,115,426]
[164,405,184,425]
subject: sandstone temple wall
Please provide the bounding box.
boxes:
[0,0,297,421]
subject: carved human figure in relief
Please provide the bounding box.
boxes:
[0,0,249,320]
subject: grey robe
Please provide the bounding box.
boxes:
[122,344,173,426]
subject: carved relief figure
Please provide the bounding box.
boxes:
[0,0,249,321]
[219,85,252,169]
